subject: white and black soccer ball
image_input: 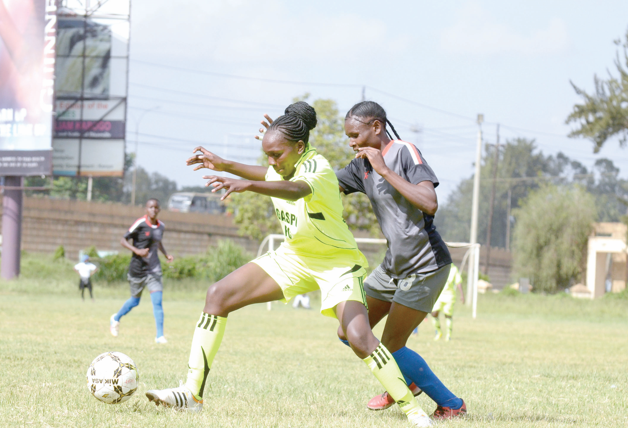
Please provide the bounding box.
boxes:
[86,352,139,404]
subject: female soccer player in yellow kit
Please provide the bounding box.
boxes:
[144,102,434,427]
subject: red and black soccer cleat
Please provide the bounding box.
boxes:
[367,382,423,411]
[432,399,467,419]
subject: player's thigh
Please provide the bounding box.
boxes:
[381,302,428,352]
[363,265,396,326]
[204,262,284,315]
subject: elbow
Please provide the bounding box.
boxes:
[424,202,438,216]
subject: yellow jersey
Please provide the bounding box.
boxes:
[265,148,362,259]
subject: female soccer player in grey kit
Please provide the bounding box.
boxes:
[336,101,466,419]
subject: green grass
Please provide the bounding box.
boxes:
[1,275,627,427]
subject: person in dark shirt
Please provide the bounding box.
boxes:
[109,198,174,343]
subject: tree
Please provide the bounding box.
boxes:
[436,137,628,250]
[512,184,597,293]
[566,28,628,153]
[230,96,379,242]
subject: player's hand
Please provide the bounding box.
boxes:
[186,147,227,171]
[254,114,273,141]
[203,175,249,200]
[165,255,174,263]
[135,248,149,258]
[355,147,389,175]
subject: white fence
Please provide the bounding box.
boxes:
[257,234,481,319]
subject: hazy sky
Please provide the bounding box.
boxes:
[126,0,628,201]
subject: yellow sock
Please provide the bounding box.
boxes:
[363,343,428,419]
[185,313,227,400]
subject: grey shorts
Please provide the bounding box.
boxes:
[364,264,451,313]
[128,274,163,298]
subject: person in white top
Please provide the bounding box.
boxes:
[74,255,97,301]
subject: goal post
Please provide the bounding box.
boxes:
[257,234,481,319]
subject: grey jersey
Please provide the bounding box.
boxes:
[337,140,451,278]
[124,216,165,277]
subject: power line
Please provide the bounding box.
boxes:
[131,94,280,112]
[130,82,284,108]
[132,59,362,88]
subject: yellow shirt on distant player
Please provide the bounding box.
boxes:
[435,264,462,304]
[265,148,362,259]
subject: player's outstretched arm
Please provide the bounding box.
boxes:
[204,175,311,201]
[186,146,267,181]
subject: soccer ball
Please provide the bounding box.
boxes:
[86,352,139,404]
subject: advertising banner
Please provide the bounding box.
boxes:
[0,0,56,176]
[52,1,129,177]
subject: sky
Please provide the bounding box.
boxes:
[124,0,628,202]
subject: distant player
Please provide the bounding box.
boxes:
[74,254,97,301]
[292,293,311,309]
[145,102,433,427]
[109,199,174,343]
[431,263,464,341]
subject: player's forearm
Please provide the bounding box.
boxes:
[120,238,139,254]
[158,242,169,257]
[223,160,267,181]
[244,180,311,201]
[380,169,438,215]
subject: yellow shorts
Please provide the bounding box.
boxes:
[432,297,455,316]
[252,244,368,318]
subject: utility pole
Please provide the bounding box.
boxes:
[467,114,483,305]
[505,187,512,250]
[484,124,500,275]
[131,106,160,206]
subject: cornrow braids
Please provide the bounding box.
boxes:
[268,101,317,144]
[346,101,402,140]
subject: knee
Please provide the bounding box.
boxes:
[346,325,377,359]
[337,325,347,341]
[130,297,141,307]
[204,282,232,315]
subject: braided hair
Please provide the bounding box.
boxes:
[268,101,318,145]
[345,101,401,140]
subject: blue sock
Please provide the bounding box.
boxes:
[339,338,350,347]
[115,296,140,321]
[150,291,164,338]
[392,347,463,409]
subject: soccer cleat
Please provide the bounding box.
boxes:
[407,412,434,427]
[110,314,120,337]
[367,382,423,411]
[445,335,451,342]
[145,383,203,412]
[155,336,168,344]
[434,330,442,341]
[432,399,467,420]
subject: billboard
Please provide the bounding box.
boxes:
[0,0,56,176]
[52,0,129,177]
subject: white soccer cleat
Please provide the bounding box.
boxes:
[110,314,120,337]
[155,336,168,344]
[407,413,434,427]
[145,383,203,412]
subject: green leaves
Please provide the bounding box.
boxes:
[566,27,628,153]
[512,184,597,293]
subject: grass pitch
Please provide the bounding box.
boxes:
[1,278,627,427]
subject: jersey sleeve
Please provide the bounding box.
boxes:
[290,156,337,203]
[336,159,365,195]
[400,145,440,188]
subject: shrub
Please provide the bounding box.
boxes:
[53,246,65,261]
[92,254,131,283]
